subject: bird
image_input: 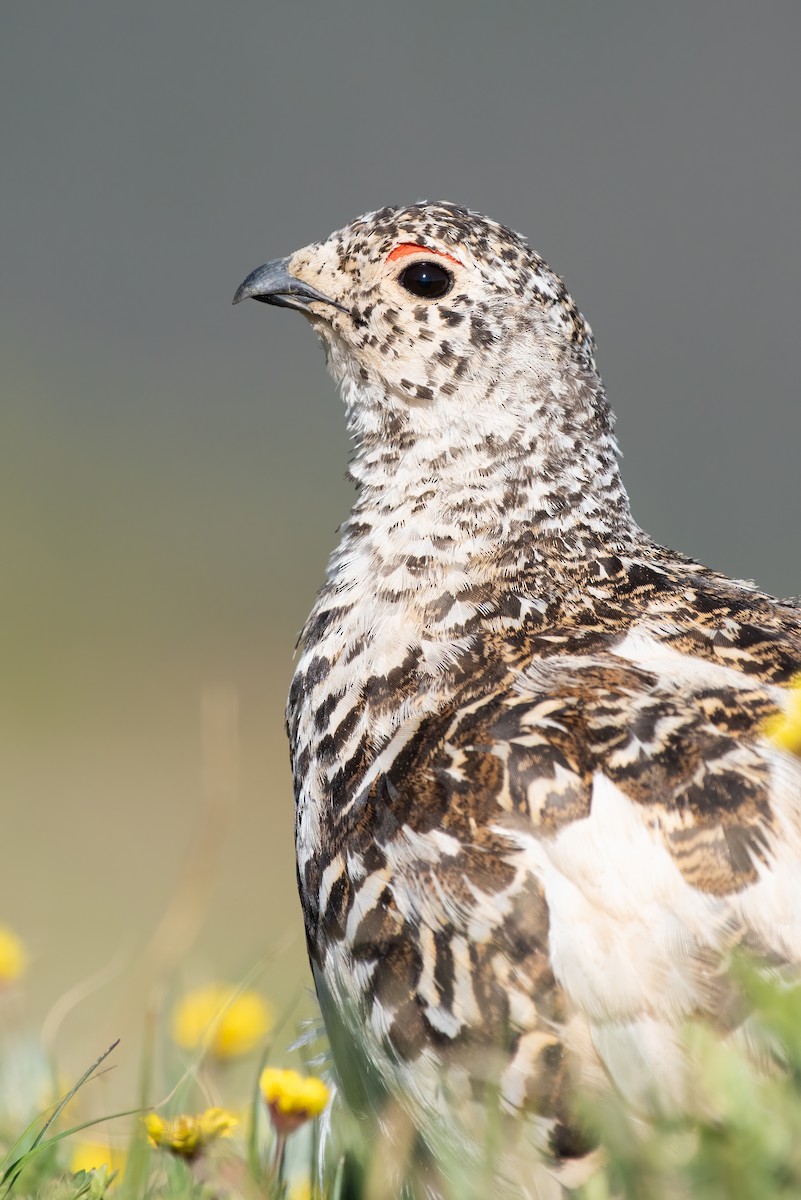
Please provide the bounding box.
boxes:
[234,202,801,1197]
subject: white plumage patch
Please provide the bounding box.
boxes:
[503,775,725,1024]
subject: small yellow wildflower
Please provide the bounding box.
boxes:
[259,1067,330,1135]
[171,984,273,1059]
[0,925,27,985]
[70,1141,126,1180]
[764,675,801,757]
[145,1107,238,1159]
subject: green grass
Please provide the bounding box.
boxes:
[3,961,801,1199]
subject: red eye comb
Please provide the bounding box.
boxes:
[386,243,462,267]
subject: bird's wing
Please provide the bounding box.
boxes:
[330,613,801,1137]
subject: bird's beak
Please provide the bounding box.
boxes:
[232,256,346,315]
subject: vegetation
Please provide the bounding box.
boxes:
[3,941,801,1199]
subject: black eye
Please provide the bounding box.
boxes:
[398,260,453,300]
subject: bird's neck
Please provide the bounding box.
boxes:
[336,366,641,602]
[290,369,643,863]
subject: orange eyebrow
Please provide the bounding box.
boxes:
[386,242,462,267]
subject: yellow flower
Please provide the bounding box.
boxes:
[0,925,27,985]
[259,1067,330,1135]
[70,1141,126,1181]
[171,984,273,1059]
[144,1107,238,1159]
[764,675,801,757]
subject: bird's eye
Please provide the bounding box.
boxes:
[397,260,454,300]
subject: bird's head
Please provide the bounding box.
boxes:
[234,202,600,449]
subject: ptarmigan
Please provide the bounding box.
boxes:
[234,203,801,1197]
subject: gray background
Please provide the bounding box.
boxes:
[2,1,799,1085]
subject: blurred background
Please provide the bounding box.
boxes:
[2,1,800,1095]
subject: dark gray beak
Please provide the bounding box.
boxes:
[232,256,346,314]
